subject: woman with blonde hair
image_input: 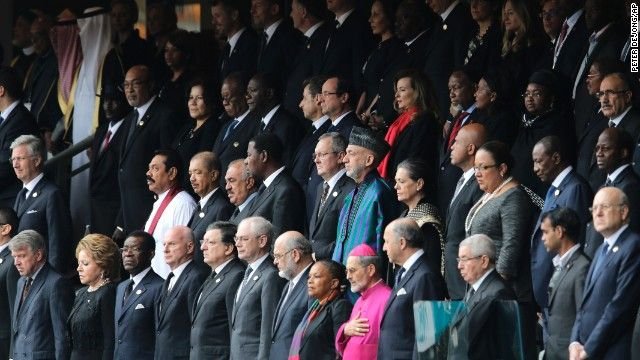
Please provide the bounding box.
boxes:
[68,233,120,360]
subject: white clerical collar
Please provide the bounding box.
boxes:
[263,166,285,188]
[551,166,573,188]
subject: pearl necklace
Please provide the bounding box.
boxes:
[464,176,513,233]
[88,278,111,292]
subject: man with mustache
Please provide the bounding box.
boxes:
[144,149,196,278]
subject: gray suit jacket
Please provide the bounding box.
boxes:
[12,264,73,360]
[230,257,285,360]
[0,246,19,358]
[190,258,245,360]
[268,267,311,360]
[545,249,590,360]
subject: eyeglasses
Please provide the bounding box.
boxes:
[321,91,339,97]
[522,91,544,99]
[594,145,614,153]
[312,151,337,160]
[473,164,498,172]
[122,80,148,90]
[9,155,34,163]
[595,89,629,98]
[273,249,293,260]
[456,256,482,263]
[589,203,624,213]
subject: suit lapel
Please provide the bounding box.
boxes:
[548,251,581,307]
[233,259,270,323]
[248,174,283,213]
[17,178,46,217]
[382,261,420,321]
[159,263,193,322]
[300,306,329,348]
[0,106,19,132]
[315,175,347,226]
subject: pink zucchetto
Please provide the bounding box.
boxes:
[349,244,377,257]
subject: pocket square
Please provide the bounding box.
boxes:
[135,304,145,310]
[397,288,407,296]
[26,209,38,214]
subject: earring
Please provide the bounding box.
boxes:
[100,272,105,280]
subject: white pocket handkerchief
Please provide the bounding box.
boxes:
[397,288,407,296]
[27,209,38,214]
[135,304,145,310]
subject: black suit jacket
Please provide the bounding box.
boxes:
[219,28,258,83]
[190,258,245,360]
[12,264,73,360]
[189,189,234,242]
[320,10,374,93]
[90,119,126,236]
[283,23,332,116]
[212,113,261,180]
[0,246,18,359]
[326,112,360,141]
[0,104,39,207]
[117,99,180,233]
[308,173,355,260]
[378,254,446,360]
[114,269,163,360]
[295,298,351,360]
[553,12,588,87]
[257,20,304,90]
[443,175,483,300]
[14,177,73,275]
[245,170,306,237]
[154,261,208,360]
[449,270,517,360]
[575,105,607,192]
[268,267,311,360]
[259,106,307,165]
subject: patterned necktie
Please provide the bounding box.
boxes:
[608,120,616,128]
[451,175,466,204]
[123,279,134,305]
[547,265,562,300]
[394,267,405,288]
[318,182,330,214]
[20,277,33,307]
[236,266,253,302]
[464,287,476,302]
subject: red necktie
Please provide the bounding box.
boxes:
[99,130,112,154]
[448,111,469,148]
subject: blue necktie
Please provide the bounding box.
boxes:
[591,244,610,280]
[544,185,556,209]
[394,267,405,288]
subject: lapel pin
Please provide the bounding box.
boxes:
[199,212,205,218]
[332,191,338,197]
[32,192,38,198]
[0,258,3,264]
[253,275,258,281]
[138,120,144,127]
[442,24,448,31]
[216,278,221,283]
[87,299,91,303]
[136,289,142,295]
[554,189,560,197]
[233,142,239,148]
[613,246,619,253]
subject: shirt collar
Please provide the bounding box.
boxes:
[326,169,347,190]
[130,267,152,287]
[22,46,35,56]
[305,21,324,38]
[552,244,580,268]
[608,106,632,124]
[471,268,495,291]
[263,166,286,188]
[107,119,124,134]
[247,253,270,273]
[0,243,10,255]
[335,9,355,27]
[264,19,282,43]
[603,224,629,250]
[608,164,630,182]
[401,249,425,273]
[199,187,219,208]
[29,262,45,281]
[170,259,192,281]
[590,22,612,42]
[405,30,427,46]
[214,257,235,275]
[440,0,460,21]
[238,192,258,212]
[0,101,20,120]
[332,110,353,125]
[290,263,312,287]
[235,109,251,123]
[135,96,156,120]
[24,173,45,195]
[551,166,573,188]
[262,105,280,128]
[312,115,329,130]
[566,9,583,28]
[227,28,246,53]
[462,167,475,182]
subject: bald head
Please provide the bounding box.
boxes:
[163,226,196,269]
[124,65,154,107]
[591,187,630,238]
[273,231,313,280]
[450,123,487,171]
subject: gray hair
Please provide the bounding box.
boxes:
[228,158,253,181]
[357,255,382,275]
[10,134,46,163]
[283,233,312,255]
[459,234,496,263]
[9,230,46,255]
[389,218,423,249]
[243,216,275,245]
[318,132,348,153]
[191,151,220,172]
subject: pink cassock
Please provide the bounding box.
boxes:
[335,280,392,360]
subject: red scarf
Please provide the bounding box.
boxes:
[378,107,417,178]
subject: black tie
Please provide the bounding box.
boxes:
[16,187,28,210]
[394,267,405,288]
[160,272,174,311]
[236,266,253,302]
[465,287,476,302]
[231,207,240,220]
[221,42,231,74]
[223,119,239,141]
[0,116,4,125]
[604,177,613,186]
[20,277,33,307]
[608,120,616,128]
[258,32,268,64]
[123,279,134,305]
[256,184,266,198]
[126,109,140,148]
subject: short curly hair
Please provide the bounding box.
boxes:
[76,234,121,281]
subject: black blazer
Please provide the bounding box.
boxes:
[245,170,306,237]
[12,264,73,360]
[173,118,224,192]
[155,261,208,360]
[219,28,259,83]
[326,112,360,141]
[117,99,180,233]
[283,23,332,116]
[268,267,311,360]
[378,254,447,360]
[575,105,607,192]
[0,104,39,207]
[189,189,234,242]
[319,9,374,93]
[190,258,245,360]
[257,20,304,90]
[212,113,261,179]
[308,174,355,260]
[443,176,483,300]
[449,270,517,360]
[0,246,18,359]
[114,269,164,360]
[259,106,307,165]
[14,177,73,275]
[553,12,588,86]
[67,283,116,360]
[294,298,352,360]
[90,119,126,236]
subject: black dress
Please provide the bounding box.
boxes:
[404,201,444,275]
[68,283,116,360]
[361,37,404,110]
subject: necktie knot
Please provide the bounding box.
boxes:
[243,266,253,282]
